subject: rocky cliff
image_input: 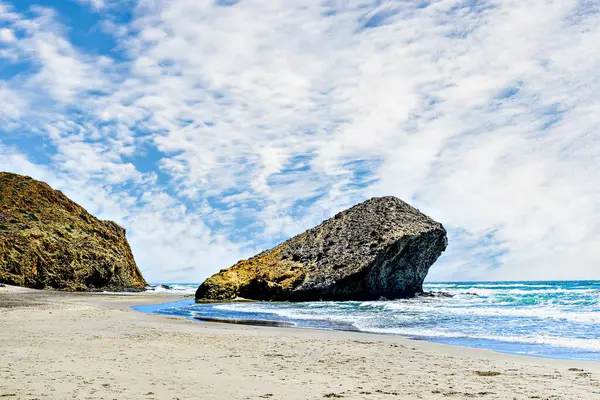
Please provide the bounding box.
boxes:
[196,196,447,302]
[0,172,147,291]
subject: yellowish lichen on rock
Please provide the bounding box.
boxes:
[198,245,306,301]
[0,172,147,291]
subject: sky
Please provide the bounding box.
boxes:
[0,0,599,283]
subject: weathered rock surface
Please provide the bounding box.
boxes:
[0,172,147,291]
[196,196,447,302]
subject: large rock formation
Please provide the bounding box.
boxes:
[196,196,447,302]
[0,172,147,291]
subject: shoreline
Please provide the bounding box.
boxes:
[136,294,600,363]
[4,284,600,363]
[2,286,600,399]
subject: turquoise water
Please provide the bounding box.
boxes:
[137,281,600,361]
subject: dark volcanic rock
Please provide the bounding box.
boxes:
[0,172,147,291]
[196,196,447,302]
[417,291,454,298]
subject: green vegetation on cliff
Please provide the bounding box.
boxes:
[0,172,147,291]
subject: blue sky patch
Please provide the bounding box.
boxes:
[496,85,521,100]
[358,7,400,30]
[215,0,239,7]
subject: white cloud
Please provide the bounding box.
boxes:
[1,0,599,282]
[0,83,26,126]
[75,0,106,11]
[0,27,15,42]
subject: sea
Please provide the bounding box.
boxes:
[135,281,600,361]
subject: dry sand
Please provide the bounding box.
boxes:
[1,284,599,400]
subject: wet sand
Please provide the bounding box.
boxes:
[1,284,599,399]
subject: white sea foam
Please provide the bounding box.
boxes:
[188,281,600,358]
[224,305,600,350]
[374,298,600,323]
[213,304,325,321]
[435,306,600,323]
[146,284,198,294]
[424,283,552,289]
[218,299,600,324]
[440,288,599,297]
[363,328,600,352]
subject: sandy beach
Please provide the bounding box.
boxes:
[1,285,599,400]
